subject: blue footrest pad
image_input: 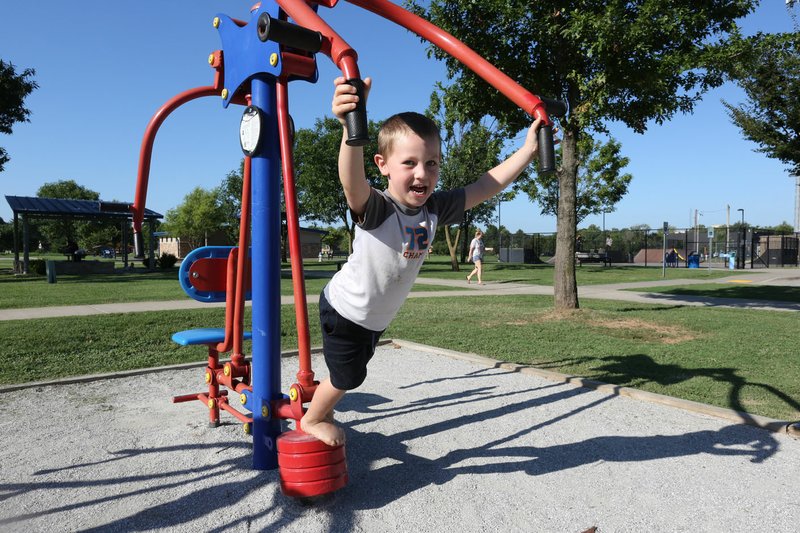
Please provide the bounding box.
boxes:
[171,328,253,346]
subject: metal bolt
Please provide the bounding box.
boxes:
[212,17,220,28]
[270,53,278,67]
[221,88,229,99]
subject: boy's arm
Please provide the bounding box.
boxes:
[463,119,543,211]
[332,77,372,218]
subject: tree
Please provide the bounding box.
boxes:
[293,117,383,251]
[428,90,506,269]
[36,180,100,251]
[411,0,756,309]
[163,187,224,250]
[723,32,800,176]
[0,217,13,252]
[523,133,632,224]
[217,160,245,244]
[321,225,350,253]
[1,60,38,173]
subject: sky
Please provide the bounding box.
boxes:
[2,1,798,234]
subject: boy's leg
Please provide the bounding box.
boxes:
[301,378,346,446]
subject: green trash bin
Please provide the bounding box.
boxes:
[46,260,57,283]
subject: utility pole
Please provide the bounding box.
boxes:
[794,173,799,233]
[726,204,730,253]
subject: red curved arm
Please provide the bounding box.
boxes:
[131,86,219,231]
[344,0,551,124]
[277,0,361,79]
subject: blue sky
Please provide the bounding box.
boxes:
[2,1,798,234]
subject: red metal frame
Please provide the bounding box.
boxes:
[135,0,559,498]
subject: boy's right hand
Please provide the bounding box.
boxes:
[331,76,372,126]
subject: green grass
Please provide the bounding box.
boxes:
[387,296,800,422]
[626,283,800,303]
[0,268,459,309]
[417,256,738,285]
[1,296,798,422]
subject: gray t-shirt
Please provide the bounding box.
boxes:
[324,187,465,331]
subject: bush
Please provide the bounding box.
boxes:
[156,253,178,269]
[29,259,47,276]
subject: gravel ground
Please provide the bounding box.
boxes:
[1,343,798,532]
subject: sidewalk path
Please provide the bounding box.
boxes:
[1,269,798,321]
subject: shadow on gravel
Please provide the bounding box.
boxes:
[0,375,783,531]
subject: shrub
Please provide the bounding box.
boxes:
[29,259,47,276]
[157,253,178,269]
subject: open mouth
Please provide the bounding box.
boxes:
[410,185,427,196]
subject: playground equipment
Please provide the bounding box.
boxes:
[128,0,565,498]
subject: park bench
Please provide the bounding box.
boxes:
[576,251,612,267]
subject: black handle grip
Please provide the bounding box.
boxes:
[538,124,556,175]
[539,97,567,117]
[344,78,369,147]
[257,12,322,53]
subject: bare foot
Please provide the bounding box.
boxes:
[301,414,345,447]
[466,276,471,284]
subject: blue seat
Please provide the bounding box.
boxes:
[171,328,252,347]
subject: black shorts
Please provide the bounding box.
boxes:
[319,290,384,391]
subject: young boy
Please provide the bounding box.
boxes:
[300,76,546,446]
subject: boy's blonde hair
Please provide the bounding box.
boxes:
[377,112,441,157]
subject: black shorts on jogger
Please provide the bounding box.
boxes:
[319,290,383,391]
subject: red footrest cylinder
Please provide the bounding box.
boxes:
[277,430,348,498]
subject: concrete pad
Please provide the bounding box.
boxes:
[1,343,798,532]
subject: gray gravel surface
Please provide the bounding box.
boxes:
[1,343,798,532]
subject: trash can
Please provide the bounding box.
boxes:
[728,251,736,270]
[46,260,57,283]
[687,253,700,269]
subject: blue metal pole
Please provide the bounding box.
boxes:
[250,76,282,470]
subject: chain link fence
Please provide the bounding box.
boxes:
[499,227,800,269]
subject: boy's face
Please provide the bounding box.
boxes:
[374,132,440,209]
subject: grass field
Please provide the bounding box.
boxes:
[0,256,740,309]
[1,296,798,422]
[2,255,796,422]
[0,267,458,309]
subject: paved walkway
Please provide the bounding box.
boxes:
[2,268,798,321]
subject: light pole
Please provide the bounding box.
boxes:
[497,196,502,262]
[737,208,745,269]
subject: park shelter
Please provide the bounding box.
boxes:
[4,195,163,274]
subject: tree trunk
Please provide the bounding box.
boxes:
[444,225,461,271]
[554,127,579,310]
[459,216,472,263]
[348,221,356,254]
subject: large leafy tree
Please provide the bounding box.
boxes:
[36,180,100,251]
[428,90,505,269]
[411,0,756,309]
[525,133,632,224]
[1,60,38,172]
[723,31,800,177]
[217,160,245,244]
[163,187,225,250]
[293,117,383,250]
